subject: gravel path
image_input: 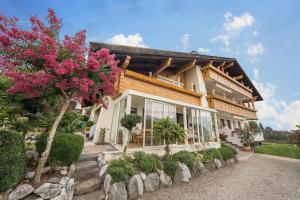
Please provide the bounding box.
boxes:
[141,154,300,200]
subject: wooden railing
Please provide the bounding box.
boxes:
[202,65,253,99]
[117,70,202,105]
[207,94,257,119]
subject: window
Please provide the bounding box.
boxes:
[201,111,214,142]
[227,120,232,130]
[130,107,137,114]
[220,119,225,127]
[238,121,241,129]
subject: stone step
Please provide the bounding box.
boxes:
[74,178,101,196]
[74,167,100,181]
[75,160,99,172]
[78,153,98,163]
[73,189,105,200]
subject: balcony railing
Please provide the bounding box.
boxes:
[202,65,253,99]
[117,70,202,105]
[207,94,257,119]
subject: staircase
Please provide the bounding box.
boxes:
[73,154,105,200]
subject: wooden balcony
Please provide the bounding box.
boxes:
[117,70,202,105]
[202,65,253,99]
[207,94,257,119]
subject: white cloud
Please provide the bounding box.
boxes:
[198,47,211,53]
[253,68,259,79]
[253,80,300,130]
[246,43,266,57]
[107,33,147,47]
[211,12,255,49]
[252,30,258,37]
[182,33,189,50]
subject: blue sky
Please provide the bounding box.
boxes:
[1,0,300,130]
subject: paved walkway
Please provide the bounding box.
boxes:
[141,154,300,200]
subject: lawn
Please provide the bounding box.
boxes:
[255,142,300,159]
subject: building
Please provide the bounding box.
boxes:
[88,42,263,156]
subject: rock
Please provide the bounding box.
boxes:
[139,172,146,181]
[25,171,35,180]
[68,164,75,178]
[48,177,60,184]
[99,164,108,180]
[59,177,70,188]
[66,178,75,200]
[107,182,127,200]
[144,173,160,192]
[103,174,112,194]
[173,163,191,184]
[50,188,67,200]
[159,171,172,188]
[25,150,39,163]
[74,178,101,196]
[60,170,68,176]
[97,154,103,162]
[127,175,143,199]
[42,166,51,174]
[0,192,8,200]
[8,184,34,200]
[214,159,222,169]
[204,161,215,171]
[34,183,62,199]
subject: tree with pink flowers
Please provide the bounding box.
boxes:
[0,9,121,183]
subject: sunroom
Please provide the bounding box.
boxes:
[109,90,220,152]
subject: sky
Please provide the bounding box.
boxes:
[1,0,300,131]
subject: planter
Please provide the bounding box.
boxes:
[242,145,252,151]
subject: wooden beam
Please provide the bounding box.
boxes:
[218,61,226,69]
[234,75,243,80]
[154,57,172,76]
[122,55,131,72]
[175,59,196,76]
[223,62,234,69]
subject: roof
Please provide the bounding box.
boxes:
[90,42,263,101]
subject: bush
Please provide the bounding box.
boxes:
[219,144,238,160]
[36,132,84,166]
[120,114,141,131]
[170,151,196,169]
[134,151,162,174]
[163,160,177,178]
[107,157,134,183]
[200,148,222,162]
[0,129,26,192]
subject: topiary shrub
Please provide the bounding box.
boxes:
[0,129,26,192]
[163,160,177,179]
[107,157,134,183]
[170,150,196,169]
[134,151,163,174]
[36,132,84,166]
[219,144,238,160]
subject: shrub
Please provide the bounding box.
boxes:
[0,129,26,192]
[170,151,196,169]
[36,132,84,166]
[107,157,134,183]
[163,160,177,178]
[134,151,162,174]
[120,114,141,131]
[200,148,222,162]
[219,144,238,160]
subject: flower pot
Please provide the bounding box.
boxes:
[243,145,252,151]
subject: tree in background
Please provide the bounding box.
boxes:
[293,125,300,147]
[153,117,185,157]
[259,122,264,131]
[0,9,121,183]
[248,121,260,134]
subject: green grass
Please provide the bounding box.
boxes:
[255,142,300,159]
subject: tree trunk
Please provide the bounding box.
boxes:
[89,103,101,122]
[33,99,71,184]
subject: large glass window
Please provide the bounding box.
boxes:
[117,98,127,145]
[201,111,214,142]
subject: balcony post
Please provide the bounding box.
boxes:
[213,112,220,143]
[183,106,188,145]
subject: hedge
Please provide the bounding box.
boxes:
[36,132,84,166]
[170,150,196,169]
[219,144,238,160]
[107,157,134,183]
[133,151,163,175]
[0,129,26,192]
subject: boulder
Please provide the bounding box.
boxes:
[42,166,52,174]
[74,178,100,196]
[25,171,35,180]
[8,184,34,200]
[50,188,68,200]
[159,171,172,188]
[144,173,160,192]
[214,159,222,169]
[173,163,191,184]
[107,182,127,200]
[103,174,112,194]
[34,183,62,199]
[59,177,70,188]
[139,172,146,181]
[127,175,143,199]
[48,177,60,184]
[25,150,39,165]
[0,192,8,200]
[68,164,75,178]
[65,179,75,200]
[60,170,68,176]
[99,164,108,180]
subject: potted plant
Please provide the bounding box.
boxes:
[239,124,255,151]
